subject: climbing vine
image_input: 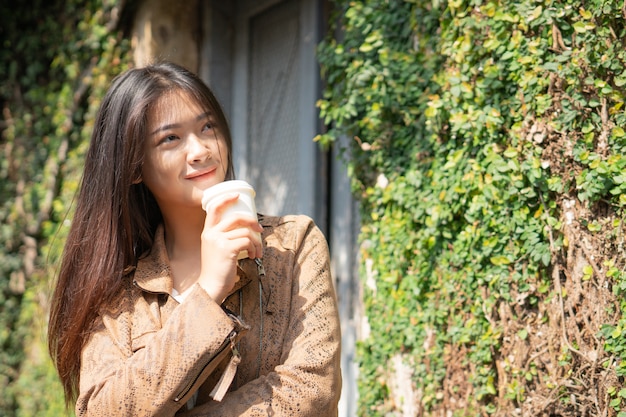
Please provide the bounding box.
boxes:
[0,1,130,415]
[318,0,626,415]
[2,0,626,415]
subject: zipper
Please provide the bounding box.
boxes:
[173,328,240,403]
[254,258,266,276]
[254,258,265,378]
[209,335,242,401]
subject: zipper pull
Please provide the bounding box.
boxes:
[209,336,242,402]
[255,258,266,276]
[230,331,240,357]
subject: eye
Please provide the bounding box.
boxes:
[159,134,179,145]
[201,122,214,133]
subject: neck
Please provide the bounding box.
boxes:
[160,206,205,291]
[162,206,205,256]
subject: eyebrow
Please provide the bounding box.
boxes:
[150,112,211,135]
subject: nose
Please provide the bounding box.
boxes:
[186,134,211,163]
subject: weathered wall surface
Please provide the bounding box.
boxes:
[132,0,199,71]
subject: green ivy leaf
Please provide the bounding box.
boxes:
[490,255,511,266]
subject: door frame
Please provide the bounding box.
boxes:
[229,0,322,223]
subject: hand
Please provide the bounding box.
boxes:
[198,193,263,303]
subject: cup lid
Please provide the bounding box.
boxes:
[202,180,255,209]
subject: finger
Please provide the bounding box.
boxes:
[214,214,262,233]
[223,236,256,259]
[203,193,240,226]
[240,228,263,259]
[223,229,262,259]
[249,232,263,259]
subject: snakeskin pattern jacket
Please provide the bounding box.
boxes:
[76,214,342,416]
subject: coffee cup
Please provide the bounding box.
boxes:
[202,180,261,259]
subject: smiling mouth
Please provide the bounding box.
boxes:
[186,168,216,180]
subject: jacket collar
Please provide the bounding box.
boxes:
[134,224,256,297]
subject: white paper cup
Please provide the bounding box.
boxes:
[202,180,260,259]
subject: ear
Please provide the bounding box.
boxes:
[132,175,142,185]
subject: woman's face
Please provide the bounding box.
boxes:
[141,90,229,214]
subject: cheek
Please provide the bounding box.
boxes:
[141,155,175,190]
[213,139,230,174]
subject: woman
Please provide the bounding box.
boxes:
[48,62,342,416]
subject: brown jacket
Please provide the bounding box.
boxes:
[76,214,342,416]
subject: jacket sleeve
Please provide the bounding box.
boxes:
[76,285,243,417]
[179,218,342,417]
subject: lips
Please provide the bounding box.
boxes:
[185,167,216,180]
